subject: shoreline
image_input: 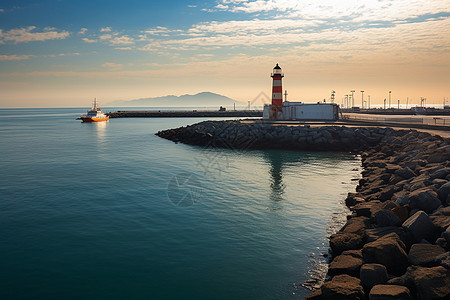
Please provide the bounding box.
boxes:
[156,120,450,299]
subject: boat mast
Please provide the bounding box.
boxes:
[93,98,97,110]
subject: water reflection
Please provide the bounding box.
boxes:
[262,150,286,203]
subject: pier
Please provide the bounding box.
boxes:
[107,110,263,118]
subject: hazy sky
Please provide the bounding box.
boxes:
[0,0,449,108]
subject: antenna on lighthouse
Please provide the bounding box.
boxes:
[331,90,336,103]
[284,90,288,102]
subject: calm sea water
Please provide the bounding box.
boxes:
[0,108,361,299]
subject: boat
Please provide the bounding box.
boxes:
[80,98,109,122]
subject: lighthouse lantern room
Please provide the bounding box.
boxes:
[270,63,284,119]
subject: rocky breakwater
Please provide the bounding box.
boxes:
[156,120,450,299]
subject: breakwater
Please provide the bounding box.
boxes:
[157,120,450,299]
[107,110,263,118]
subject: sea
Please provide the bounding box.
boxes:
[0,107,362,299]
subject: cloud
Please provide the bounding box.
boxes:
[109,35,134,45]
[78,28,88,35]
[102,62,123,70]
[0,26,70,43]
[0,54,33,61]
[0,9,4,12]
[100,27,112,32]
[82,37,97,43]
[99,34,112,40]
[115,47,133,50]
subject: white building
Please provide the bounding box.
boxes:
[263,102,339,121]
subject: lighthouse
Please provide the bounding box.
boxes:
[270,63,284,119]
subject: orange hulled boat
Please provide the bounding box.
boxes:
[80,98,109,122]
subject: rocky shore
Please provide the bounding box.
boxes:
[156,120,450,299]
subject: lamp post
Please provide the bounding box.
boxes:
[361,90,364,109]
[350,90,355,108]
[345,95,349,109]
[398,99,400,110]
[368,95,371,109]
[389,90,391,109]
[384,98,386,109]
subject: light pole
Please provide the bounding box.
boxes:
[398,99,400,109]
[350,90,355,108]
[368,95,371,109]
[361,90,364,109]
[384,98,386,109]
[389,90,391,109]
[345,95,349,109]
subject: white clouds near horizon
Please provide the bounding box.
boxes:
[0,26,70,43]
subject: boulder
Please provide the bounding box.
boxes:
[360,263,388,291]
[328,251,363,276]
[329,233,363,255]
[408,243,445,266]
[408,188,442,214]
[395,167,416,179]
[430,206,450,232]
[375,209,401,227]
[438,181,450,202]
[429,167,450,180]
[369,284,412,300]
[362,233,409,276]
[342,216,369,236]
[443,226,450,245]
[365,227,408,244]
[407,265,450,299]
[305,289,322,300]
[321,274,365,300]
[402,211,436,243]
[392,206,409,223]
[432,252,450,269]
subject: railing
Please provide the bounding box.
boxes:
[341,114,450,127]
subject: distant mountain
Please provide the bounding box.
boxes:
[107,92,243,107]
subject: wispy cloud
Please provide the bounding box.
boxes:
[82,37,97,43]
[109,35,134,45]
[0,9,4,13]
[0,54,33,61]
[100,27,112,32]
[102,62,123,70]
[0,26,70,43]
[78,28,88,35]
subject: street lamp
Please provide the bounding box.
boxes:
[384,98,386,109]
[368,95,371,109]
[389,90,391,109]
[361,90,364,109]
[350,90,355,108]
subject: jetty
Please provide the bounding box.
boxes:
[156,120,450,300]
[107,110,263,118]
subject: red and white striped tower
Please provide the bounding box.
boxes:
[270,63,284,119]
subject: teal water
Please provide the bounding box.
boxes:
[0,108,361,299]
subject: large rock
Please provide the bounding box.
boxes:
[369,284,412,300]
[402,211,436,243]
[432,252,450,269]
[360,263,388,291]
[443,226,450,245]
[408,243,445,266]
[395,167,416,179]
[392,205,409,223]
[328,250,363,276]
[438,181,450,202]
[365,227,407,244]
[407,265,450,299]
[342,216,369,236]
[408,188,442,213]
[430,206,450,232]
[362,233,409,276]
[330,233,363,255]
[375,209,401,227]
[321,274,365,300]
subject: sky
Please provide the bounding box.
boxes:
[0,0,449,108]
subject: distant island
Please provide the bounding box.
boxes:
[107,92,244,107]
